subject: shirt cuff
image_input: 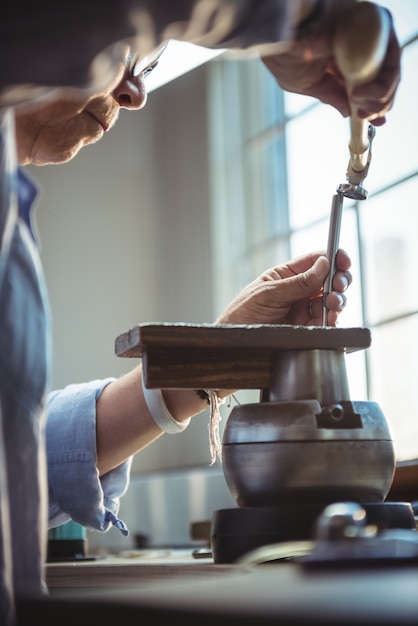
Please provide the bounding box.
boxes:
[46,378,132,535]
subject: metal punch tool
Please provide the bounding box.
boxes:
[322,3,390,325]
[322,124,376,326]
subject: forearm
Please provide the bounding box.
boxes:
[95,365,232,476]
[0,1,320,105]
[46,378,132,531]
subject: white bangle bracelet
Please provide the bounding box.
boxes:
[142,374,191,434]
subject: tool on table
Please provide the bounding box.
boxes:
[322,3,391,325]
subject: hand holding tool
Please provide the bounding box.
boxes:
[322,2,391,325]
[335,1,391,198]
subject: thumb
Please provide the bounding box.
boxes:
[304,255,330,293]
[282,255,330,302]
[312,255,330,282]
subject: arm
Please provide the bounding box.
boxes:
[1,1,400,125]
[95,249,351,476]
[46,249,350,528]
[0,1,299,105]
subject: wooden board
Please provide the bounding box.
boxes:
[46,552,233,590]
[114,323,371,389]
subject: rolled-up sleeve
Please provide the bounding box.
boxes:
[46,379,132,536]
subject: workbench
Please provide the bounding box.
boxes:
[45,549,233,591]
[16,548,418,625]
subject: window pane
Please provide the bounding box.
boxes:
[209,12,418,462]
[368,315,418,461]
[239,59,284,139]
[284,93,317,117]
[286,105,351,228]
[244,136,288,248]
[368,41,418,194]
[381,0,418,44]
[360,177,418,325]
[244,239,291,280]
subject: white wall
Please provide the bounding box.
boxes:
[30,64,222,475]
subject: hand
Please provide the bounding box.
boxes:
[216,249,352,327]
[262,2,401,125]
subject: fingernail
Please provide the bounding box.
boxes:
[340,275,349,291]
[337,293,347,307]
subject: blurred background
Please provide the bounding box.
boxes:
[31,0,418,551]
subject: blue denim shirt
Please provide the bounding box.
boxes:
[46,379,131,535]
[0,113,51,613]
[19,169,131,537]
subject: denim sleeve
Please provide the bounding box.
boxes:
[46,378,132,536]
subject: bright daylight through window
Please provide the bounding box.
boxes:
[208,0,418,461]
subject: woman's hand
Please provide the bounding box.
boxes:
[262,2,401,125]
[216,249,352,327]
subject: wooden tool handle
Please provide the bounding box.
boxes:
[334,2,391,173]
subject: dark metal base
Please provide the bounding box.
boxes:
[210,502,416,564]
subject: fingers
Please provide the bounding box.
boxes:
[298,71,351,118]
[281,249,325,272]
[332,269,352,293]
[306,248,351,326]
[262,3,401,125]
[325,290,347,312]
[278,249,351,297]
[309,286,348,318]
[305,291,346,328]
[217,248,353,328]
[335,248,352,272]
[351,17,401,123]
[332,249,352,294]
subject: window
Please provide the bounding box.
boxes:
[208,2,418,461]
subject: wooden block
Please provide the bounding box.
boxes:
[115,323,371,389]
